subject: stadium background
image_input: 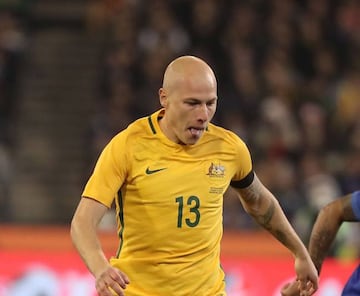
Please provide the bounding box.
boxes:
[0,0,359,295]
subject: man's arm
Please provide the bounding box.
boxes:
[281,192,357,296]
[233,174,318,295]
[70,197,129,296]
[308,193,356,274]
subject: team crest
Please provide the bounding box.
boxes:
[206,162,225,178]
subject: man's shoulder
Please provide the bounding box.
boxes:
[207,122,229,133]
[127,115,150,131]
[110,115,152,144]
[205,123,250,155]
[207,123,244,141]
[122,114,153,133]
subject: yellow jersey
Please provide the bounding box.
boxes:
[82,109,253,296]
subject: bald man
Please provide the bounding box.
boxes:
[71,56,318,296]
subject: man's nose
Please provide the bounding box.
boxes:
[197,104,209,121]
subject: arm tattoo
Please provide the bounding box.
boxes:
[238,176,291,247]
[255,199,290,247]
[310,228,334,273]
[239,177,275,229]
[259,199,288,245]
[239,177,291,248]
[258,199,275,229]
[308,194,355,273]
[239,182,259,204]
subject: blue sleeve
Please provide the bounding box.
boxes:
[351,191,360,221]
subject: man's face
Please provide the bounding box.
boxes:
[160,73,217,145]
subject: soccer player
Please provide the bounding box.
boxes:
[281,190,360,296]
[70,55,318,296]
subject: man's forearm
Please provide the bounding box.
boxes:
[255,197,309,257]
[308,210,341,273]
[237,177,309,257]
[71,219,110,277]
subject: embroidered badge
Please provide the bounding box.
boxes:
[206,162,225,178]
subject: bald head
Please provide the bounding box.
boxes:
[158,56,218,145]
[162,56,217,95]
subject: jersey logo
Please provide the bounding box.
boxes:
[145,167,167,174]
[206,162,225,178]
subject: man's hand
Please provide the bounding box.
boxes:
[281,281,301,296]
[294,256,318,296]
[95,266,130,296]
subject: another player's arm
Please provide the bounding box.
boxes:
[308,193,357,274]
[232,173,318,295]
[281,193,358,296]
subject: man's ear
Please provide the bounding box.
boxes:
[159,88,167,107]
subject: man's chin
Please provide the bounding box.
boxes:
[183,136,201,145]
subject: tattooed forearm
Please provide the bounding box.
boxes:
[238,176,277,229]
[256,199,275,229]
[307,198,349,273]
[306,194,356,275]
[273,229,290,247]
[253,200,291,247]
[309,228,337,273]
[236,175,308,255]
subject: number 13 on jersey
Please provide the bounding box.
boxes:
[175,196,200,228]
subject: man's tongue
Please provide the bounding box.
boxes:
[189,128,201,136]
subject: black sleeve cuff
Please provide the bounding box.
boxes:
[230,170,254,189]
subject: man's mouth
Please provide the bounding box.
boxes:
[188,127,204,137]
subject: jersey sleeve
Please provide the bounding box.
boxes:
[82,131,129,207]
[351,191,360,221]
[229,134,254,189]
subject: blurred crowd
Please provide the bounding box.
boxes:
[0,5,27,221]
[0,0,359,255]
